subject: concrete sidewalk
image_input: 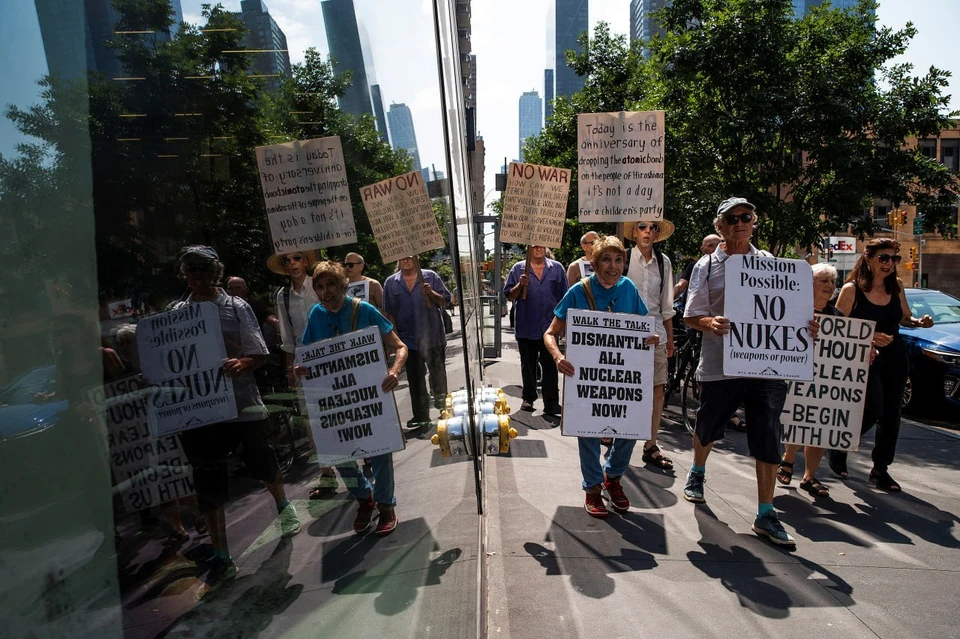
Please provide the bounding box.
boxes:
[483,334,960,638]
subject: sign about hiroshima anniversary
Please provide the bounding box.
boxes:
[360,170,445,264]
[561,309,655,439]
[782,316,874,452]
[577,110,665,222]
[500,161,571,248]
[89,376,195,513]
[255,136,356,254]
[137,302,237,436]
[723,256,815,380]
[297,326,404,465]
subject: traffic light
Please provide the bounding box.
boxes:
[909,246,917,260]
[887,211,894,227]
[898,210,908,226]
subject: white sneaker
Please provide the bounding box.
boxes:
[279,502,302,537]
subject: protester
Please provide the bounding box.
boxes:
[829,239,934,492]
[543,236,659,517]
[173,245,300,593]
[674,234,721,299]
[624,219,677,470]
[226,276,273,329]
[566,231,600,286]
[295,261,408,535]
[682,198,818,548]
[383,255,452,427]
[504,245,568,415]
[343,252,384,309]
[777,263,844,497]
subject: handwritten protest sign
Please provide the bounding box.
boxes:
[137,302,237,436]
[297,326,404,465]
[256,136,356,254]
[723,256,814,380]
[346,280,370,302]
[782,316,874,451]
[360,171,445,263]
[577,111,665,222]
[501,162,570,248]
[89,376,195,512]
[561,309,655,439]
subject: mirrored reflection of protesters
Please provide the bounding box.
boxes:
[173,246,301,594]
[543,236,658,517]
[343,252,384,309]
[504,245,568,415]
[682,198,819,549]
[383,255,451,428]
[830,239,934,492]
[297,261,408,535]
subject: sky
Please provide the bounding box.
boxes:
[1,0,957,210]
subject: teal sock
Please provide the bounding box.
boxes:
[214,548,232,562]
[691,464,706,474]
[276,497,290,513]
[758,503,774,518]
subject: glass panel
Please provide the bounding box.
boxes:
[0,0,483,635]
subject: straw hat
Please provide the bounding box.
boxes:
[266,249,318,275]
[624,219,675,243]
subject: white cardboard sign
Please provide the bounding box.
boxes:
[781,315,875,452]
[346,280,370,302]
[723,256,815,380]
[561,309,655,439]
[360,171,445,263]
[297,326,404,465]
[500,162,570,248]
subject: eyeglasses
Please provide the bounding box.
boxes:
[344,262,360,268]
[280,254,303,265]
[636,223,660,232]
[183,263,212,273]
[723,213,755,225]
[876,254,902,264]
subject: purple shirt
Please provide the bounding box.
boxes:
[504,258,568,340]
[383,269,451,351]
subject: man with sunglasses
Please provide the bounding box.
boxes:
[624,219,677,470]
[566,231,600,286]
[343,252,384,310]
[683,197,818,549]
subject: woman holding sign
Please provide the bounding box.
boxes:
[830,239,934,492]
[543,236,659,518]
[297,261,408,535]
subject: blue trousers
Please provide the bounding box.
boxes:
[335,453,396,505]
[579,437,636,490]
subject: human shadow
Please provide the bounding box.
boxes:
[851,482,960,548]
[622,463,678,510]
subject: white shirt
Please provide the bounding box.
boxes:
[276,275,319,353]
[625,247,675,339]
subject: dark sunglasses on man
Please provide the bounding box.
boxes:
[636,222,660,232]
[724,212,755,225]
[280,254,303,266]
[876,254,902,264]
[343,262,360,268]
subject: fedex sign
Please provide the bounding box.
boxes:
[827,236,856,254]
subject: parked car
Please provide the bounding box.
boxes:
[0,365,66,442]
[901,288,960,417]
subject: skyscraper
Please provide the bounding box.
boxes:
[544,69,555,122]
[793,0,870,17]
[630,0,667,55]
[387,103,421,172]
[360,23,389,142]
[518,91,543,162]
[234,0,290,91]
[553,0,588,101]
[321,0,372,120]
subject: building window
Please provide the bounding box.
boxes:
[941,139,959,172]
[918,138,937,159]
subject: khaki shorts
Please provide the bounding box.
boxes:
[654,344,668,386]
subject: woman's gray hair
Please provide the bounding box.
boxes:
[811,262,838,282]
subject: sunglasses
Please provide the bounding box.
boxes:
[280,254,303,265]
[343,262,360,267]
[876,254,902,264]
[723,212,755,225]
[183,263,212,273]
[636,223,660,232]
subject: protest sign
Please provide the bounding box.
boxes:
[782,316,874,452]
[561,309,655,439]
[578,261,595,279]
[360,171,445,263]
[89,376,195,512]
[346,279,370,302]
[577,111,665,222]
[256,136,356,254]
[723,256,814,380]
[137,302,237,436]
[500,162,570,248]
[297,326,404,465]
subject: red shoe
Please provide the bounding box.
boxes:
[375,506,398,536]
[584,491,608,518]
[603,476,630,512]
[354,496,376,533]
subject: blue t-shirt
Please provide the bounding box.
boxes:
[301,297,394,345]
[554,275,648,320]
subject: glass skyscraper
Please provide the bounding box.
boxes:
[321,0,373,120]
[387,102,422,171]
[518,91,543,161]
[552,0,589,101]
[233,0,291,91]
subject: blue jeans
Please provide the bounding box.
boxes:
[335,453,396,505]
[579,438,636,490]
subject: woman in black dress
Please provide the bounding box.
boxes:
[830,239,933,492]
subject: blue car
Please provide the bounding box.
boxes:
[0,365,67,442]
[901,288,960,417]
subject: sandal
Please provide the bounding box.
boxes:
[869,469,901,492]
[776,459,794,485]
[727,416,747,432]
[641,444,674,469]
[828,452,849,479]
[600,438,613,446]
[799,477,829,497]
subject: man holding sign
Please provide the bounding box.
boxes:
[683,199,818,548]
[297,261,408,536]
[544,236,659,518]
